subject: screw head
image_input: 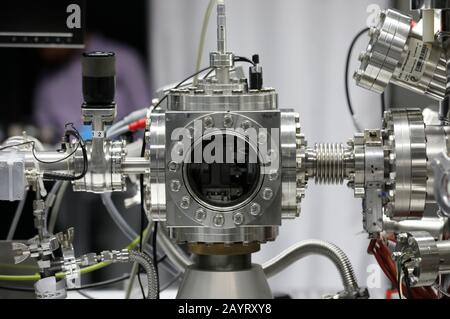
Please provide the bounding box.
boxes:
[180,196,190,209]
[262,188,273,200]
[195,209,207,222]
[213,214,225,227]
[170,180,181,192]
[224,114,233,128]
[233,212,244,225]
[268,170,279,181]
[204,116,214,128]
[241,120,252,130]
[250,203,261,216]
[175,142,184,156]
[168,161,178,172]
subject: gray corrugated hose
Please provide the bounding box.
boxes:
[262,239,360,294]
[128,250,159,299]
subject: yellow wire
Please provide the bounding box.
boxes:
[0,228,147,282]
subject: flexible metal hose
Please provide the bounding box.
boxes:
[101,193,178,276]
[128,250,158,299]
[262,239,359,293]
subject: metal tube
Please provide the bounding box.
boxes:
[216,1,226,54]
[437,241,450,273]
[383,216,449,240]
[121,157,148,174]
[128,250,158,299]
[23,152,73,172]
[262,239,360,294]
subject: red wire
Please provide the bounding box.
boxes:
[368,239,437,299]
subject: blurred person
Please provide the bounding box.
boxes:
[33,33,151,142]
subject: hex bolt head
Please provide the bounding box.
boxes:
[262,188,273,200]
[213,214,225,227]
[269,170,279,181]
[233,212,244,225]
[241,120,252,130]
[175,142,184,156]
[223,114,233,128]
[180,196,190,209]
[195,209,207,222]
[204,116,214,128]
[250,203,261,216]
[170,180,181,192]
[168,161,178,172]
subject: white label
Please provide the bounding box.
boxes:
[395,38,431,84]
[92,131,105,138]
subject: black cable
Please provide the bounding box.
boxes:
[203,68,216,80]
[345,27,393,132]
[175,66,212,89]
[0,128,88,182]
[40,124,88,181]
[137,140,147,300]
[152,221,159,298]
[381,92,386,115]
[345,28,369,117]
[234,56,256,66]
[0,141,34,151]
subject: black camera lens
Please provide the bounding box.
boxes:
[82,51,116,106]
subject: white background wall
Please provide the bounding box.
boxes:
[149,0,390,298]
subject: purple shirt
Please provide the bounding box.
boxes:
[33,35,151,135]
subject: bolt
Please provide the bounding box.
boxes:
[224,114,233,128]
[213,214,225,227]
[195,209,207,222]
[241,120,252,130]
[269,170,279,181]
[353,70,363,81]
[170,180,181,192]
[204,116,214,128]
[175,142,184,156]
[180,196,190,209]
[262,188,273,200]
[168,161,178,172]
[250,203,261,216]
[358,52,367,62]
[233,212,244,225]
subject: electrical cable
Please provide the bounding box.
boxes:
[125,222,153,299]
[0,229,145,282]
[41,125,88,181]
[101,193,177,276]
[77,290,95,299]
[345,28,369,132]
[6,191,28,240]
[152,221,159,298]
[48,181,69,233]
[234,56,256,66]
[203,68,216,80]
[137,127,148,299]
